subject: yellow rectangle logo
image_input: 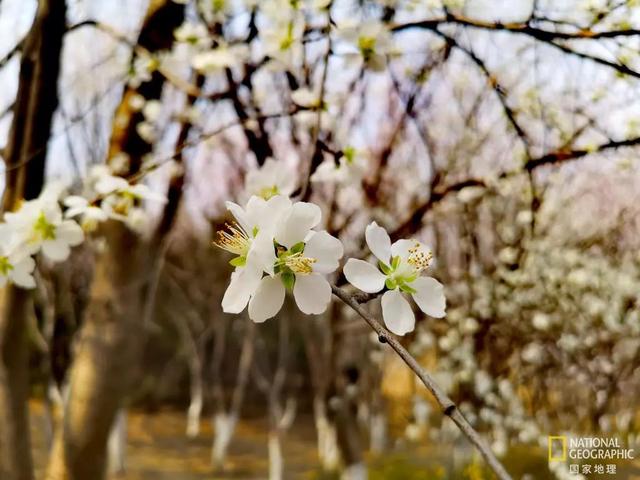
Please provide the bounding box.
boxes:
[548,436,567,461]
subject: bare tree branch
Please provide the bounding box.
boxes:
[331,284,512,480]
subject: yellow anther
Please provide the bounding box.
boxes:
[281,252,316,274]
[214,221,250,256]
[407,243,433,272]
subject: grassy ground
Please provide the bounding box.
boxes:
[29,401,640,479]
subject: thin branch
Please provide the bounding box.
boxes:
[393,13,640,40]
[393,14,640,79]
[389,133,640,240]
[331,284,512,480]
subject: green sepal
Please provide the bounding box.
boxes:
[391,255,401,269]
[281,272,296,291]
[252,226,259,237]
[378,261,392,275]
[290,242,305,254]
[229,256,246,267]
[405,273,418,284]
[399,283,417,294]
[385,278,397,290]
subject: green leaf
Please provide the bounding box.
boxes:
[281,272,296,291]
[290,242,305,254]
[229,256,246,267]
[252,226,259,237]
[378,261,392,275]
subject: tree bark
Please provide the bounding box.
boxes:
[45,2,185,478]
[0,1,66,479]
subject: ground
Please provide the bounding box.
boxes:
[29,401,640,479]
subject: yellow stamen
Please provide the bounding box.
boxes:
[407,243,433,272]
[214,221,250,256]
[280,252,316,274]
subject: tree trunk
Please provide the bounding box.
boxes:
[0,1,66,478]
[313,397,340,471]
[44,2,185,478]
[186,370,203,438]
[45,226,147,479]
[268,431,283,480]
[107,409,127,475]
[0,288,34,480]
[211,412,238,468]
[211,322,255,469]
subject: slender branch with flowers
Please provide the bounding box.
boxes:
[212,162,513,480]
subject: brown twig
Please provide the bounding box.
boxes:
[331,284,513,480]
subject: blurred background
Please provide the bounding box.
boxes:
[1,0,640,478]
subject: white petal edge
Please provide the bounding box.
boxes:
[304,231,344,274]
[222,267,262,314]
[343,258,386,293]
[249,275,286,323]
[411,276,446,318]
[293,273,332,315]
[381,289,415,336]
[41,240,71,262]
[225,201,251,234]
[276,202,322,248]
[365,221,391,265]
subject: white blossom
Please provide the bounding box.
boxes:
[216,195,343,323]
[311,147,368,185]
[244,158,297,200]
[63,196,109,232]
[247,202,343,322]
[0,226,36,289]
[4,195,83,263]
[334,20,394,72]
[344,221,446,335]
[218,195,293,315]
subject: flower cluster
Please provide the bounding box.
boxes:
[216,194,343,322]
[0,183,83,289]
[64,165,167,233]
[0,165,167,290]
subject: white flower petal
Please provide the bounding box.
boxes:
[95,175,129,195]
[247,229,277,276]
[63,196,88,208]
[304,231,343,274]
[11,270,35,289]
[411,277,446,318]
[41,240,70,262]
[381,289,415,336]
[366,221,391,265]
[249,275,286,323]
[222,266,262,314]
[262,195,292,226]
[343,258,386,293]
[243,195,267,227]
[225,201,252,234]
[276,202,322,248]
[57,221,84,246]
[9,256,36,289]
[293,273,332,315]
[390,239,414,260]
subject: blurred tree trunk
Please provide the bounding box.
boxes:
[45,1,185,479]
[211,321,255,469]
[0,1,66,479]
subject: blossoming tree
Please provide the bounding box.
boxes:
[1,1,640,480]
